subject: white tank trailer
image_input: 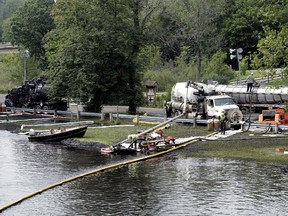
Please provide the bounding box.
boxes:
[167,81,243,125]
[214,84,288,112]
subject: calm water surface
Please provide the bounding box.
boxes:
[0,129,288,216]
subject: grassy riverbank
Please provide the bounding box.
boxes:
[83,120,288,165]
[189,131,288,165]
[82,123,210,145]
[3,114,288,165]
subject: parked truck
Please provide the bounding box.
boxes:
[4,76,67,110]
[214,84,288,113]
[166,81,243,125]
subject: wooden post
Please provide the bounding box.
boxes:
[109,113,113,122]
[33,108,36,115]
[101,112,104,121]
[164,108,167,122]
[77,111,80,121]
[193,117,196,128]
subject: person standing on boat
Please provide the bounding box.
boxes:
[219,112,228,135]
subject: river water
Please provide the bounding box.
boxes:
[1,129,288,216]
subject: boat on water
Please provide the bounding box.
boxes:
[28,126,88,142]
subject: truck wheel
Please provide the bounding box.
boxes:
[35,105,42,110]
[42,104,50,110]
[4,99,13,107]
[227,109,243,123]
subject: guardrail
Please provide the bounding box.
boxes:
[0,43,18,54]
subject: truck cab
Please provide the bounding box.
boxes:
[206,95,240,119]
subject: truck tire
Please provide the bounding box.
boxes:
[42,104,50,110]
[35,104,42,110]
[4,99,13,107]
[227,109,243,123]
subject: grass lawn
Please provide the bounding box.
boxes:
[190,131,288,165]
[81,123,210,145]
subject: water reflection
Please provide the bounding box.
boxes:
[1,130,288,215]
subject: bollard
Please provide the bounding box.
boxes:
[109,113,113,122]
[193,118,196,128]
[33,108,36,115]
[101,112,104,121]
[275,123,279,133]
[135,114,139,125]
[164,111,167,122]
[76,111,80,121]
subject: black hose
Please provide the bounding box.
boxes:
[262,123,271,134]
[243,89,253,132]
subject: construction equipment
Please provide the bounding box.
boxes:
[166,81,243,125]
[4,76,67,110]
[258,108,288,125]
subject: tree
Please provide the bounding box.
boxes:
[202,51,235,84]
[46,0,151,113]
[147,0,226,81]
[180,0,226,81]
[9,0,55,68]
[251,26,288,85]
[222,0,288,60]
[0,0,26,42]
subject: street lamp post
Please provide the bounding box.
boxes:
[20,49,30,84]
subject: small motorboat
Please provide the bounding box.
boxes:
[28,126,88,142]
[100,147,114,154]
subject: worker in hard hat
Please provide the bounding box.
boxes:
[246,72,255,92]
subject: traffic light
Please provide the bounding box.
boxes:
[230,48,243,60]
[229,48,243,71]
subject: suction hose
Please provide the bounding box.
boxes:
[243,89,253,132]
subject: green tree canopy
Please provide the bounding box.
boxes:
[202,51,235,84]
[9,0,55,68]
[0,0,26,41]
[46,0,148,113]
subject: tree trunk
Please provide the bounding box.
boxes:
[128,0,141,114]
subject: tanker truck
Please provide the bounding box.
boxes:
[166,81,243,125]
[214,84,288,113]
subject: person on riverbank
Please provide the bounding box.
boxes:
[246,72,255,92]
[219,112,228,135]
